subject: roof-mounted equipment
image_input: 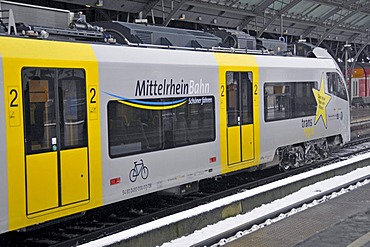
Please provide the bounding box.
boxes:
[93,21,222,49]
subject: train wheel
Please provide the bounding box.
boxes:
[279,162,291,171]
[278,147,293,171]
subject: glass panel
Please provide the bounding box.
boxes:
[226,72,240,127]
[108,100,162,157]
[327,72,348,101]
[107,96,215,158]
[58,69,87,149]
[264,82,317,121]
[264,84,291,121]
[162,107,175,149]
[166,96,215,147]
[241,72,253,124]
[293,82,316,117]
[174,104,188,147]
[188,96,215,143]
[23,68,56,154]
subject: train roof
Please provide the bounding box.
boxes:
[0,32,337,71]
[0,25,335,63]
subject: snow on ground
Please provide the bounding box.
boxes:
[80,152,370,247]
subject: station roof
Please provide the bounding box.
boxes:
[4,0,370,64]
[47,0,370,45]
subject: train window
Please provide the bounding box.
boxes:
[23,68,56,154]
[226,72,240,126]
[107,96,215,158]
[264,84,292,121]
[58,69,88,149]
[185,96,215,144]
[108,100,160,157]
[353,80,359,97]
[226,72,253,127]
[264,81,316,121]
[241,72,253,124]
[22,68,88,154]
[294,82,317,117]
[327,72,348,101]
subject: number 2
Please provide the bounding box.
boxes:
[10,89,18,107]
[90,88,96,104]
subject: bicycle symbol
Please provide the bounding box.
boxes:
[129,159,149,182]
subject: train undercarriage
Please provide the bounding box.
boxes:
[277,135,343,171]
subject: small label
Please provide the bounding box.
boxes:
[8,87,20,127]
[89,86,98,120]
[110,177,121,186]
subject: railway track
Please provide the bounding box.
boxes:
[1,136,370,246]
[191,173,370,247]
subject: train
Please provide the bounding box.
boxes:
[0,23,350,234]
[352,67,370,97]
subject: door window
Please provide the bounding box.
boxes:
[58,69,87,149]
[23,68,56,154]
[23,68,87,154]
[226,71,253,126]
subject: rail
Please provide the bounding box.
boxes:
[191,173,370,247]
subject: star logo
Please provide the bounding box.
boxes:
[312,74,331,128]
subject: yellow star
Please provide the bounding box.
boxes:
[312,75,331,128]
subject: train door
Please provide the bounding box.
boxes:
[22,68,89,215]
[226,71,254,165]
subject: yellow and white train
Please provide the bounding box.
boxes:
[0,30,350,234]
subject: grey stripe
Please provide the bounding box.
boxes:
[0,56,9,234]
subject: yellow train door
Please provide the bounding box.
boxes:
[226,71,254,165]
[22,68,89,215]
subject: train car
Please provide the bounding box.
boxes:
[0,32,350,234]
[351,67,370,97]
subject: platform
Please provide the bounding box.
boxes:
[225,182,370,247]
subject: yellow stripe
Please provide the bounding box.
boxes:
[118,99,187,110]
[0,37,102,231]
[213,52,260,174]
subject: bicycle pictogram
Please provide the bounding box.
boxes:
[129,159,149,182]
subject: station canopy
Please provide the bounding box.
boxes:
[43,0,370,46]
[4,0,370,63]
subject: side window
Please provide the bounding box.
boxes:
[264,84,292,121]
[108,100,162,157]
[107,96,215,158]
[327,72,348,101]
[187,96,215,144]
[264,81,316,121]
[293,82,317,117]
